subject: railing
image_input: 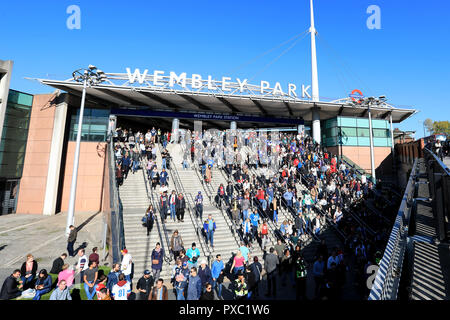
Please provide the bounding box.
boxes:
[140,156,172,264]
[106,136,125,263]
[166,156,212,266]
[341,154,375,184]
[193,161,242,247]
[424,147,450,242]
[368,158,419,300]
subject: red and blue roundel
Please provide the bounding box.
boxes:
[349,89,364,104]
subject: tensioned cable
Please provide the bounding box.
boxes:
[248,31,310,82]
[316,32,375,97]
[227,29,310,76]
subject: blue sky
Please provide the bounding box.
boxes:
[1,0,449,137]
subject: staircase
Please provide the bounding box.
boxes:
[166,143,265,263]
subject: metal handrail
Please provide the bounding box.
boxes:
[369,158,419,300]
[108,136,125,263]
[166,156,212,265]
[141,158,172,264]
[193,161,242,247]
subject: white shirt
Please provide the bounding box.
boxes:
[361,175,367,184]
[120,253,132,275]
[111,281,131,300]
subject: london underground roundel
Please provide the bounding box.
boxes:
[350,89,364,104]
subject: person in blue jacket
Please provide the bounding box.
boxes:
[186,243,201,269]
[203,215,217,249]
[174,261,190,300]
[187,267,202,300]
[211,254,224,299]
[33,269,53,300]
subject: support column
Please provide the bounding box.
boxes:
[368,107,376,181]
[230,121,237,131]
[0,60,14,143]
[43,97,68,215]
[389,112,395,165]
[171,118,179,142]
[312,106,321,144]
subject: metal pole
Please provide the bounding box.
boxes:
[65,74,88,236]
[368,105,376,181]
[389,112,395,168]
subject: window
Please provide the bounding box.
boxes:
[340,127,357,137]
[357,128,370,137]
[373,129,389,138]
[68,107,110,142]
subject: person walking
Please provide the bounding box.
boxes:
[176,193,186,222]
[160,191,169,223]
[106,263,121,294]
[174,261,190,300]
[151,243,165,281]
[249,256,263,298]
[149,278,169,300]
[264,247,279,297]
[233,271,248,300]
[169,190,177,222]
[198,260,212,289]
[186,267,202,300]
[67,225,77,257]
[195,191,204,221]
[313,255,325,299]
[186,243,201,269]
[295,253,308,300]
[145,205,156,236]
[211,254,224,299]
[170,230,184,261]
[203,214,216,249]
[120,249,133,283]
[136,270,153,300]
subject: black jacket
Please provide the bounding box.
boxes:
[176,197,186,210]
[137,276,153,299]
[50,257,64,274]
[0,276,21,300]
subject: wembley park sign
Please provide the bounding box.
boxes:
[124,68,312,99]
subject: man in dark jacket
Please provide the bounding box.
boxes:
[197,260,212,288]
[264,247,279,297]
[136,270,153,300]
[0,270,22,300]
[226,181,234,206]
[176,193,186,222]
[67,225,77,257]
[50,253,67,274]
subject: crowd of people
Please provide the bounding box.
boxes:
[1,124,398,301]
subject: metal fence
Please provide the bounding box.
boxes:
[104,136,125,264]
[423,148,449,242]
[368,158,419,300]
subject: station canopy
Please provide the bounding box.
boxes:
[36,71,417,129]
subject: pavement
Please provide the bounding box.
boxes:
[0,211,105,287]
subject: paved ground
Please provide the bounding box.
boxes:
[0,211,105,287]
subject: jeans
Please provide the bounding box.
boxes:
[162,158,167,169]
[133,160,139,172]
[196,205,203,220]
[84,281,98,300]
[67,241,75,257]
[260,199,267,211]
[212,279,223,299]
[234,266,244,276]
[33,287,51,300]
[152,268,161,281]
[170,204,176,220]
[242,209,249,221]
[266,270,277,296]
[21,275,34,289]
[273,210,278,223]
[208,230,214,246]
[176,287,185,300]
[183,161,189,170]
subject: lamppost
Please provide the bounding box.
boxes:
[359,95,388,183]
[65,65,107,236]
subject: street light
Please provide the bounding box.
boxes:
[65,65,106,237]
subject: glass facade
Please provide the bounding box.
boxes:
[0,90,33,179]
[322,116,392,147]
[68,107,110,142]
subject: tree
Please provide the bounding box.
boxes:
[424,118,434,135]
[432,121,450,135]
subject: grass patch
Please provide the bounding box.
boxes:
[17,266,112,300]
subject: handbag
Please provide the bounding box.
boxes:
[152,259,159,265]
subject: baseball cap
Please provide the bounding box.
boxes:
[144,270,151,275]
[121,249,128,254]
[96,283,106,291]
[182,261,188,267]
